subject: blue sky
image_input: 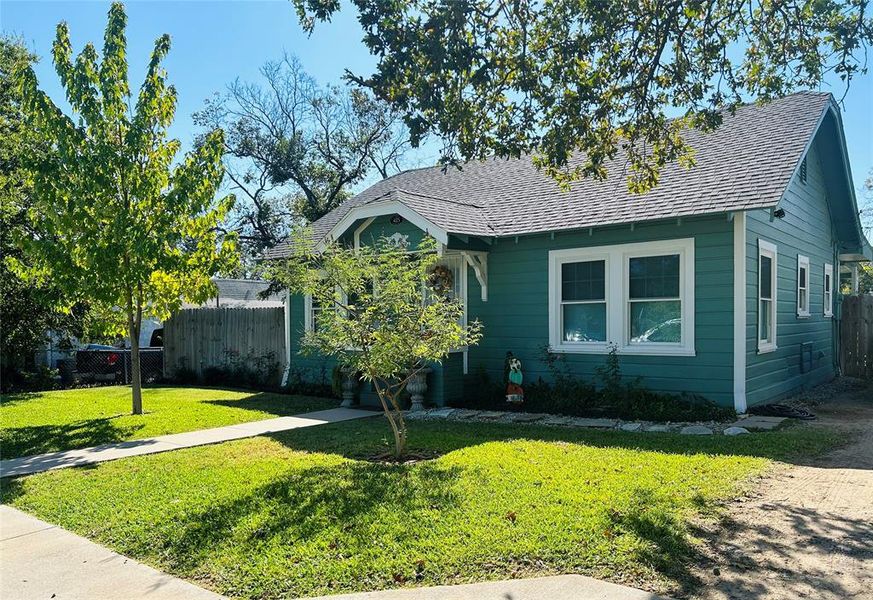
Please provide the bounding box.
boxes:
[3,0,871,194]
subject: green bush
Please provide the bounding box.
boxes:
[283,364,336,398]
[171,351,282,392]
[458,346,734,423]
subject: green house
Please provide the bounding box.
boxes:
[267,92,872,412]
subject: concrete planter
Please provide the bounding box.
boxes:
[340,368,360,408]
[407,367,432,412]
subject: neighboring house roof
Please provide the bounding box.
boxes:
[266,92,862,259]
[184,279,283,308]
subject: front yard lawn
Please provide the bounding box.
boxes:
[1,417,840,598]
[0,386,336,459]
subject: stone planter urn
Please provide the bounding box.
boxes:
[407,367,432,412]
[340,369,359,408]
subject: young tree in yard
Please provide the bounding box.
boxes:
[292,0,872,191]
[195,54,410,268]
[265,234,481,458]
[12,3,238,413]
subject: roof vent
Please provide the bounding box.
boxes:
[800,157,807,184]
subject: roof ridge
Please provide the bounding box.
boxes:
[395,188,487,209]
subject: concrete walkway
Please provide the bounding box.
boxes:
[1,407,373,477]
[1,505,665,600]
[0,505,225,600]
[304,575,668,599]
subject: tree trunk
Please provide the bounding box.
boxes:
[128,304,143,415]
[372,378,408,459]
[392,418,408,458]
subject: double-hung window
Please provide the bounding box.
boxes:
[823,263,834,317]
[796,255,810,317]
[549,238,695,355]
[304,294,326,333]
[758,239,777,353]
[628,254,682,344]
[560,259,607,343]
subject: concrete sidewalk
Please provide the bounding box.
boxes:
[0,505,225,600]
[304,575,668,600]
[2,506,667,600]
[1,407,374,477]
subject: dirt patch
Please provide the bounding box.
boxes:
[691,379,873,599]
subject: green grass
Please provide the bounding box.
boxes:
[1,417,840,599]
[0,386,337,459]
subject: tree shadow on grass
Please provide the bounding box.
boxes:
[164,459,463,584]
[0,391,42,408]
[202,392,338,417]
[0,417,143,460]
[266,416,845,467]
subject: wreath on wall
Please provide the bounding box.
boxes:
[427,265,455,296]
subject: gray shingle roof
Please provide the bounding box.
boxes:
[265,92,832,258]
[183,279,283,308]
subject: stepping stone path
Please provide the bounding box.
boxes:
[406,408,765,435]
[728,415,786,431]
[680,425,714,435]
[643,423,671,433]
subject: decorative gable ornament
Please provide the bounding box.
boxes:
[386,232,409,248]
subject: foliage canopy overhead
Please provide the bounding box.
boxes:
[293,0,871,191]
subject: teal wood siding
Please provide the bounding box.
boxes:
[286,214,737,407]
[744,142,838,406]
[465,215,736,406]
[287,294,337,388]
[346,214,427,248]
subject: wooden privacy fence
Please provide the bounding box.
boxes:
[163,307,285,379]
[840,295,873,379]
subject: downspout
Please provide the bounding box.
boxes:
[732,211,747,413]
[833,242,841,375]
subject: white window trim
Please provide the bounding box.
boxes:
[823,263,834,317]
[428,253,469,354]
[758,239,778,354]
[303,293,315,332]
[796,255,810,318]
[548,238,696,356]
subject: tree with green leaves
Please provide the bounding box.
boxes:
[12,3,238,413]
[0,35,89,386]
[265,234,481,457]
[195,54,410,268]
[293,0,872,190]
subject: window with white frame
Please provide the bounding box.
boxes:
[304,294,326,333]
[548,238,695,355]
[823,263,833,317]
[560,259,607,343]
[628,254,682,344]
[758,240,777,352]
[796,255,810,317]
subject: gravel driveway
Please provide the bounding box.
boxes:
[692,379,873,599]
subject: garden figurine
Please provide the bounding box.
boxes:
[505,351,524,403]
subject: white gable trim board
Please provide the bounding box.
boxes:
[318,200,450,250]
